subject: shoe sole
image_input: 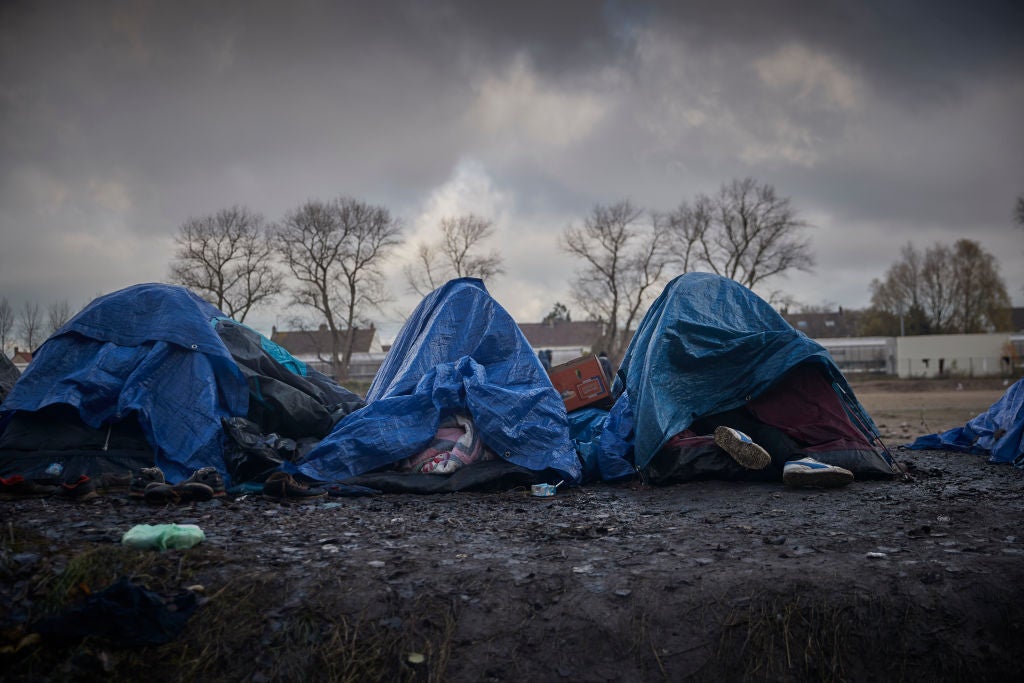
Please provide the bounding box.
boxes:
[783,469,854,488]
[145,482,215,503]
[713,427,771,470]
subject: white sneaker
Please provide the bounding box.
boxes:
[713,426,771,470]
[783,457,854,488]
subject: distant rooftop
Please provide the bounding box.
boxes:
[518,320,607,349]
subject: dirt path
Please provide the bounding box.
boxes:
[857,387,1007,442]
[2,385,1023,682]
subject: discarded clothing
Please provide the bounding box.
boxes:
[32,576,198,646]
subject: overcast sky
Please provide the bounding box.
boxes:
[2,0,1022,344]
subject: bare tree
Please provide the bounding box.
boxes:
[0,297,13,355]
[169,206,283,322]
[46,299,72,336]
[561,200,670,361]
[868,243,930,335]
[665,178,814,297]
[18,301,42,351]
[403,214,504,296]
[275,196,403,378]
[868,239,1009,334]
[919,243,958,333]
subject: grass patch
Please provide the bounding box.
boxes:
[2,527,460,683]
[718,593,853,682]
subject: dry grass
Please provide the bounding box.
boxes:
[1,530,460,683]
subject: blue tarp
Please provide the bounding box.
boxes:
[908,377,1024,468]
[601,272,875,471]
[0,284,249,483]
[294,278,582,483]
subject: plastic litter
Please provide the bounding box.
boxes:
[530,480,565,497]
[122,523,205,550]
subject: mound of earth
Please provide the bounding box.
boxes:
[2,443,1023,682]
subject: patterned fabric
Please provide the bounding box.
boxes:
[401,413,495,475]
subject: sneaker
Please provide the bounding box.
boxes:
[59,474,99,501]
[144,480,215,504]
[130,467,165,498]
[713,426,771,470]
[783,458,854,488]
[181,467,226,497]
[263,472,326,500]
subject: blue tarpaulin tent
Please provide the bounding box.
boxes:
[0,284,250,483]
[0,283,363,486]
[908,377,1024,468]
[597,273,896,480]
[294,278,582,484]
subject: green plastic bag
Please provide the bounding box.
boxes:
[121,523,205,550]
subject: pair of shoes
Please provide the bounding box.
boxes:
[0,475,59,498]
[783,458,854,488]
[145,480,215,504]
[135,467,226,504]
[145,483,214,504]
[713,426,771,470]
[59,475,99,501]
[263,472,326,500]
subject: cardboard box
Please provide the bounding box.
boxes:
[548,354,612,412]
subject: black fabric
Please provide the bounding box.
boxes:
[214,320,365,439]
[644,438,749,485]
[341,459,551,494]
[221,416,291,483]
[691,406,802,479]
[0,404,153,479]
[32,577,198,646]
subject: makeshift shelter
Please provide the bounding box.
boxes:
[596,273,898,484]
[293,278,582,490]
[0,284,360,485]
[907,377,1024,468]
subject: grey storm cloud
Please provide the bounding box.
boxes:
[1,0,1022,339]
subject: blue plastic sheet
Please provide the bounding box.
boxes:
[908,378,1024,468]
[295,278,581,483]
[0,284,249,483]
[603,273,867,470]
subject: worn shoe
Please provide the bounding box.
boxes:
[181,467,226,497]
[59,474,99,501]
[130,467,166,498]
[263,472,326,500]
[783,458,854,488]
[713,426,771,470]
[144,480,215,504]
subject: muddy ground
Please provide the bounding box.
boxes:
[2,379,1023,682]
